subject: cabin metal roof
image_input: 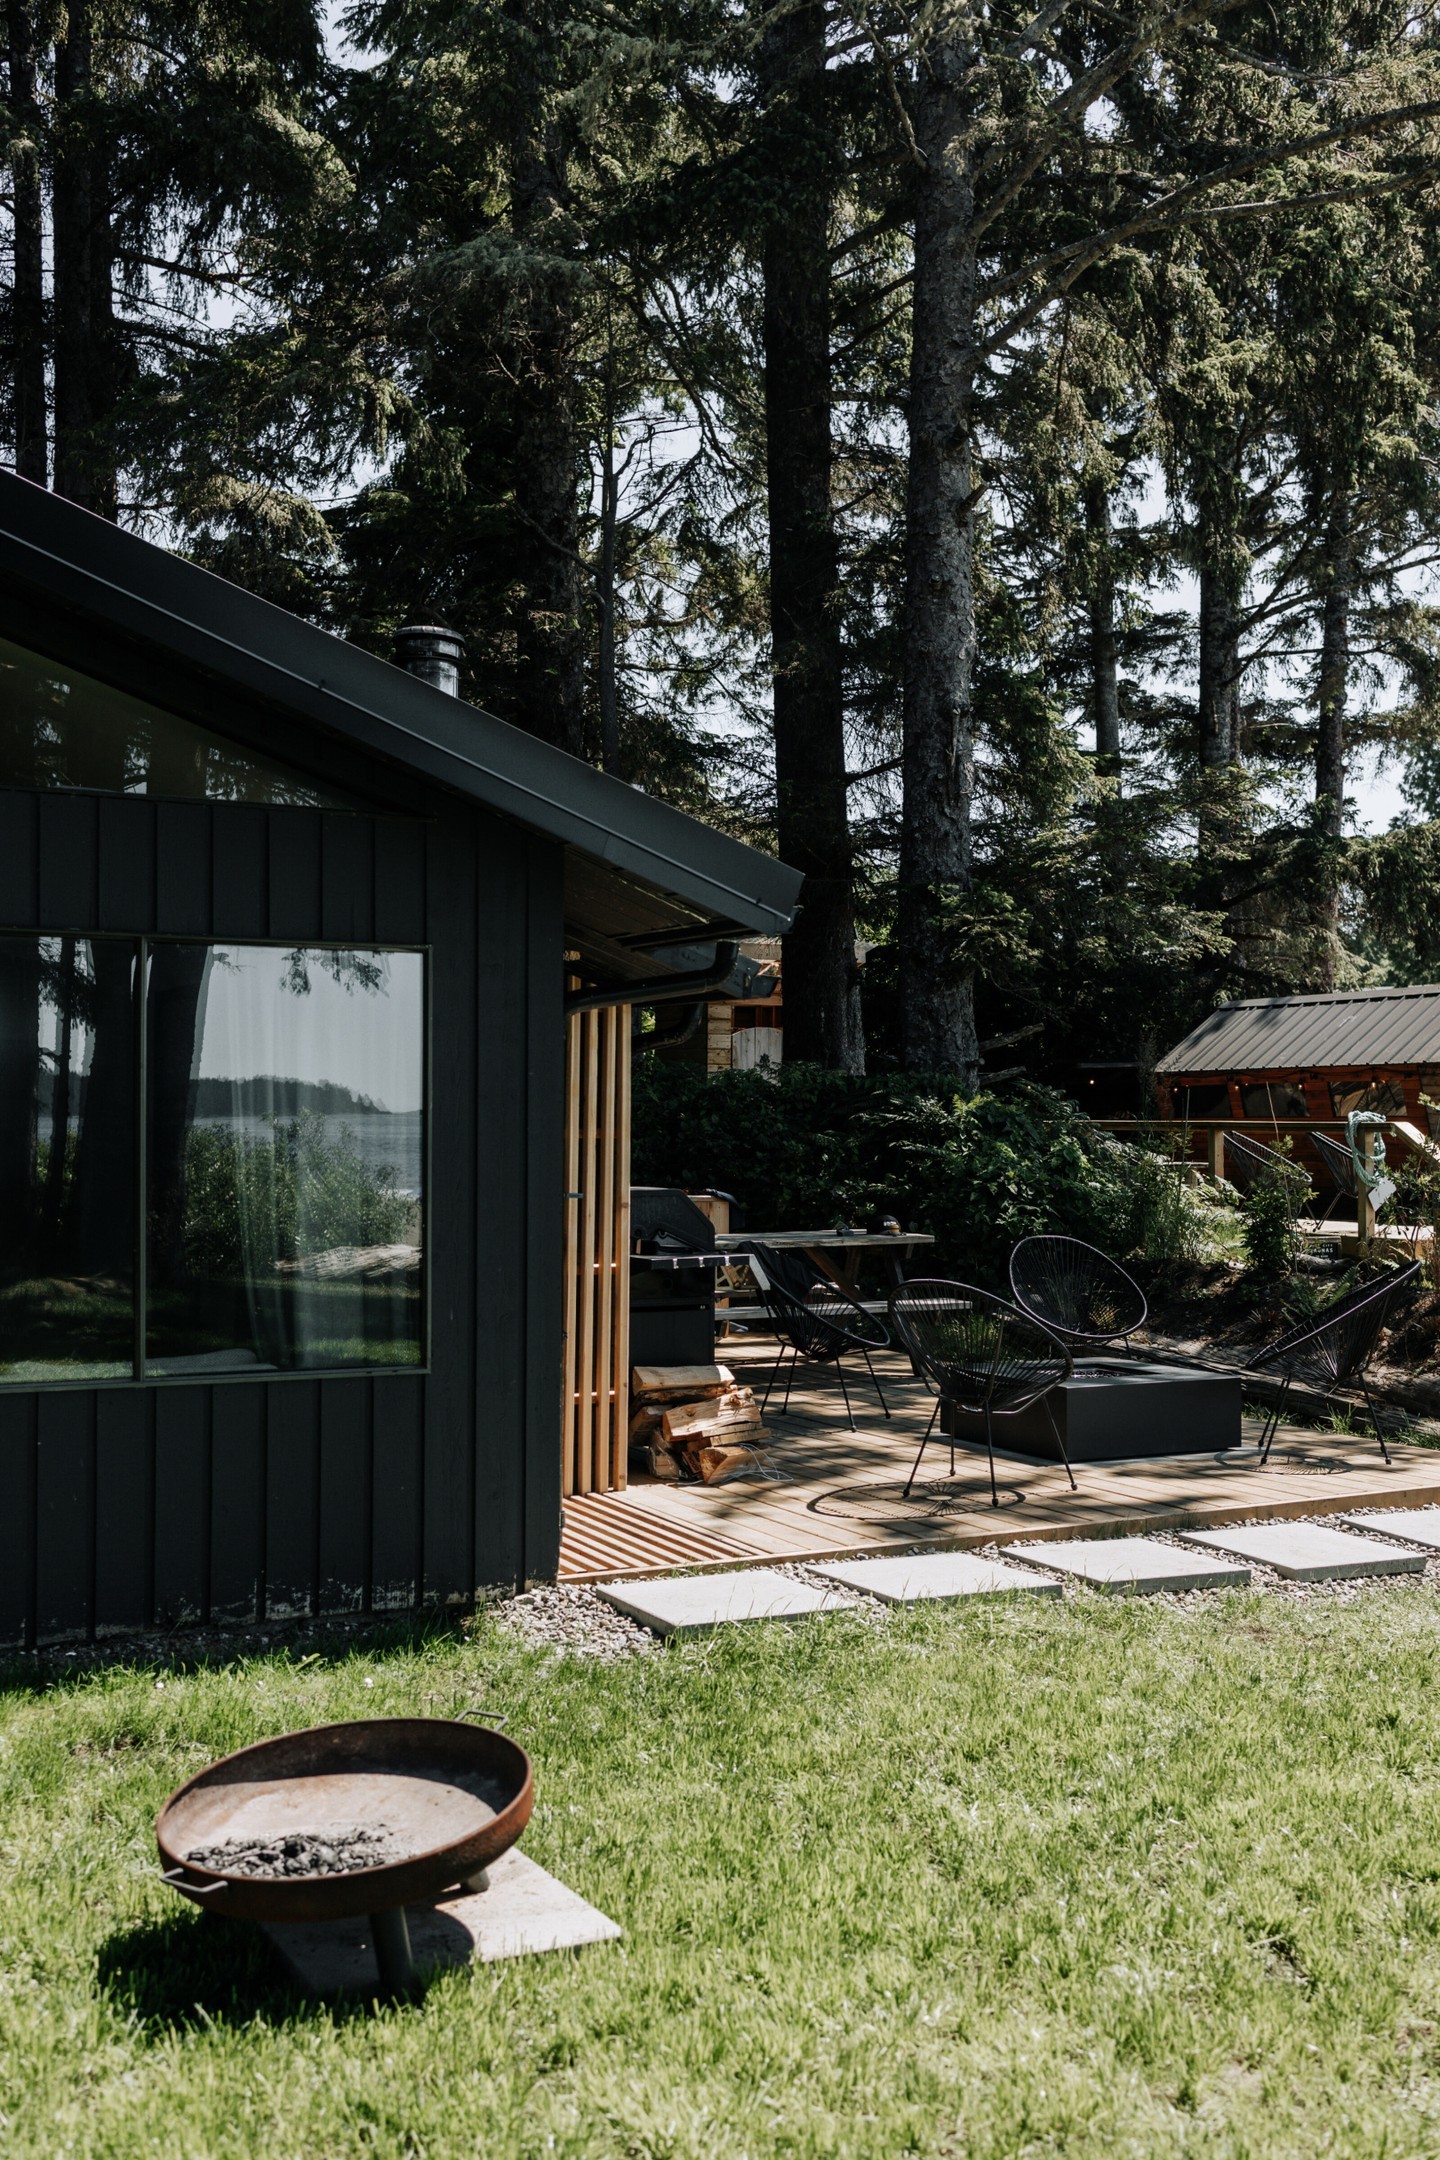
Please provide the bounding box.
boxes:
[1158,984,1440,1076]
[0,476,802,961]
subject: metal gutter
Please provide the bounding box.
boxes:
[564,941,741,1015]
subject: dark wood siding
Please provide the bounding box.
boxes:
[0,785,565,1647]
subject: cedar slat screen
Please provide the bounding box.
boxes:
[562,1004,631,1495]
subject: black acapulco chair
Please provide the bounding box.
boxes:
[890,1281,1075,1509]
[1245,1259,1422,1463]
[1008,1234,1148,1356]
[747,1241,892,1432]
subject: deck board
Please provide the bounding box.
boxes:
[558,1345,1440,1582]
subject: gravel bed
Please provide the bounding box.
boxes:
[496,1583,659,1661]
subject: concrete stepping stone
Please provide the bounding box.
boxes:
[1180,1521,1425,1581]
[596,1566,839,1636]
[1002,1536,1250,1593]
[812,1552,1061,1603]
[263,1847,620,1996]
[1339,1508,1440,1553]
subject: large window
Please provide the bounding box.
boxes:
[0,635,366,805]
[0,938,136,1381]
[0,938,424,1385]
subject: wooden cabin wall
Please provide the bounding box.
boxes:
[561,1004,631,1496]
[0,787,564,1647]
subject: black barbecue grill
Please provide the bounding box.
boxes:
[630,1188,746,1368]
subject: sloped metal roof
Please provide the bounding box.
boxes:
[0,475,803,943]
[1158,985,1440,1075]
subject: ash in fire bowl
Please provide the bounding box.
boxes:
[185,1825,406,1878]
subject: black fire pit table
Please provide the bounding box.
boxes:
[156,1718,533,1995]
[945,1356,1242,1464]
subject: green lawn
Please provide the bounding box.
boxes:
[7,1586,1440,2158]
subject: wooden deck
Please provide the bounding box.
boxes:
[558,1343,1440,1583]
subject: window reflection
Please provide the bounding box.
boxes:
[1330,1077,1406,1120]
[145,946,424,1375]
[0,935,135,1380]
[0,635,365,805]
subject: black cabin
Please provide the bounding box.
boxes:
[0,477,801,1648]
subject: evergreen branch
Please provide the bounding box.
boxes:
[984,103,1440,318]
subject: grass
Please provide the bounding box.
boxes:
[7,1590,1440,2158]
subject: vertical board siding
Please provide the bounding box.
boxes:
[99,796,157,931]
[522,838,564,1580]
[155,802,212,936]
[266,1380,321,1619]
[471,822,528,1595]
[318,1378,371,1612]
[210,1385,266,1623]
[373,820,427,945]
[39,791,98,927]
[422,809,478,1606]
[34,1392,96,1642]
[153,1387,211,1628]
[94,1391,152,1636]
[371,1377,424,1610]
[0,790,567,1644]
[266,808,323,941]
[0,1394,37,1648]
[560,1000,631,1498]
[322,813,375,943]
[211,805,268,940]
[0,791,38,925]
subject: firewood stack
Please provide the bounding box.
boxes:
[629,1364,770,1483]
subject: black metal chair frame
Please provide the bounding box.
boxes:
[1221,1130,1313,1206]
[1244,1259,1421,1463]
[1008,1234,1149,1356]
[890,1280,1076,1509]
[748,1242,892,1433]
[1308,1129,1362,1232]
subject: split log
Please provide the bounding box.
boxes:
[661,1389,760,1444]
[631,1363,733,1403]
[692,1441,767,1484]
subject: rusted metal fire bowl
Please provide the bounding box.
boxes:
[156,1718,533,1927]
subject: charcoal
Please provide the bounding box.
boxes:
[185,1825,401,1878]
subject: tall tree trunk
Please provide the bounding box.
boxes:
[1085,476,1120,777]
[1314,506,1352,991]
[1196,564,1241,776]
[53,2,118,518]
[1193,433,1246,934]
[6,0,47,484]
[506,2,585,757]
[596,341,619,772]
[759,1,862,1071]
[898,41,979,1082]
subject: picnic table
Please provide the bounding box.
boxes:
[713,1227,934,1298]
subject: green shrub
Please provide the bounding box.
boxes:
[1240,1169,1300,1278]
[182,1114,411,1279]
[632,1063,1213,1286]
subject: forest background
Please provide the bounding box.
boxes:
[9,0,1440,1092]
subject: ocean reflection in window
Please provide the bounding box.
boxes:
[146,946,425,1376]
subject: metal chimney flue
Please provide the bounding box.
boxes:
[393,621,464,698]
